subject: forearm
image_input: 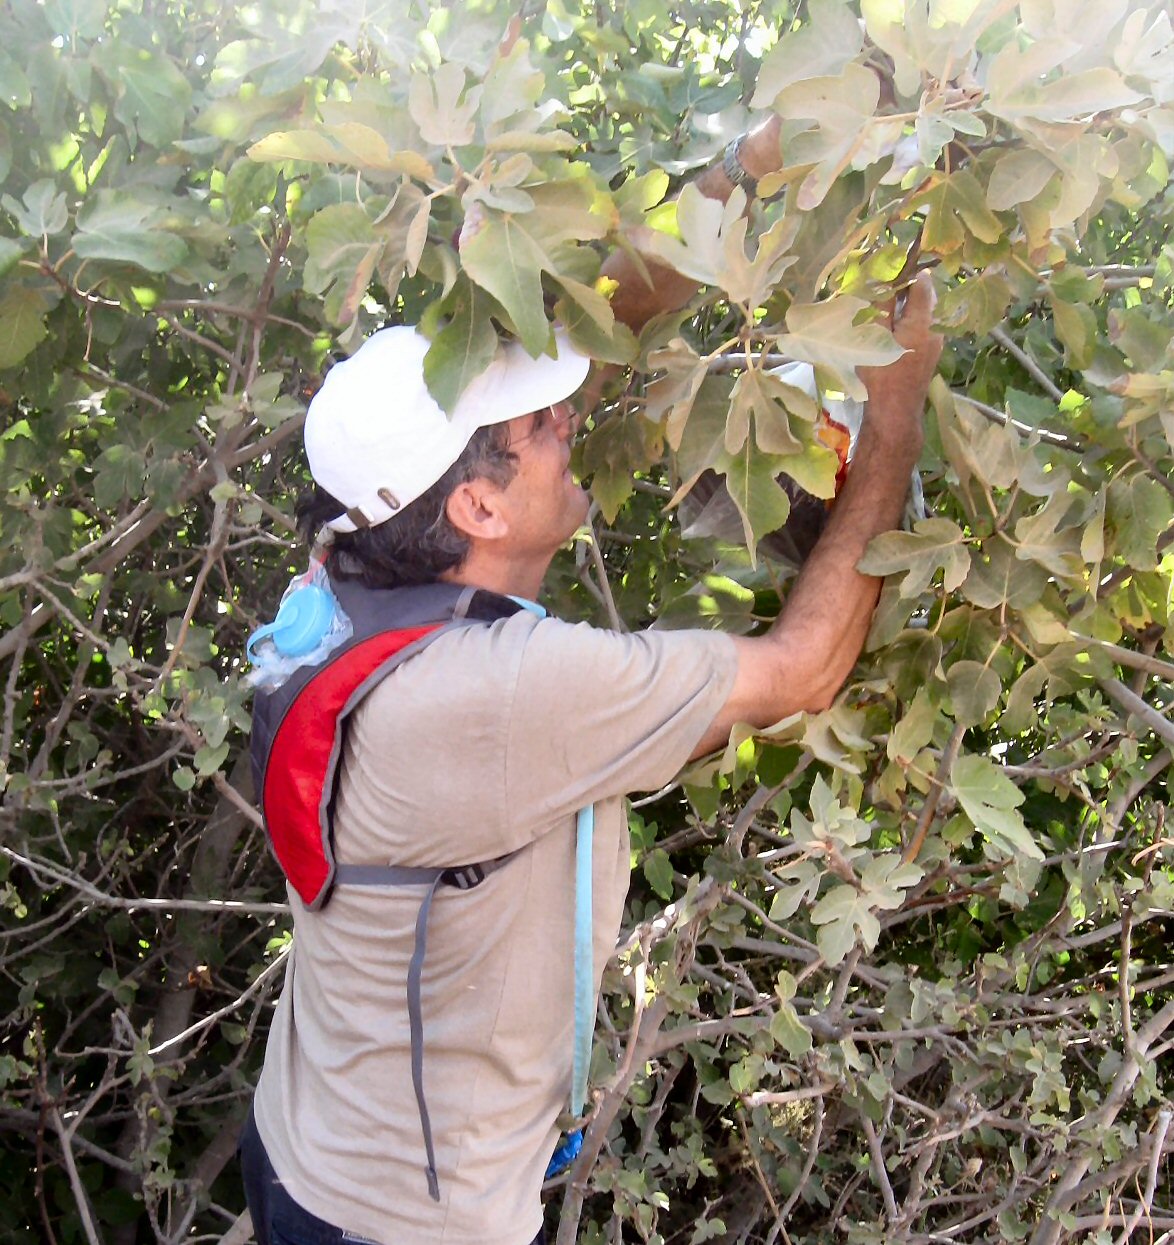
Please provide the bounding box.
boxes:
[763,414,922,704]
[603,116,784,333]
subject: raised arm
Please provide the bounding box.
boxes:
[602,115,785,334]
[690,272,943,758]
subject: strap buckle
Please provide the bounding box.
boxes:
[440,863,485,890]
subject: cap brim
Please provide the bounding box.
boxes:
[453,329,590,429]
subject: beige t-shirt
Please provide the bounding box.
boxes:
[253,610,736,1245]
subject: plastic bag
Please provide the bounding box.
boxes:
[246,555,353,691]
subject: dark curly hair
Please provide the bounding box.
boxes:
[295,423,518,590]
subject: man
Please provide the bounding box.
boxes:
[239,116,942,1245]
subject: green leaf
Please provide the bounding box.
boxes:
[987,148,1057,210]
[460,209,554,356]
[485,129,577,153]
[721,441,793,558]
[648,187,799,308]
[751,0,862,105]
[580,412,661,522]
[247,124,433,179]
[949,754,1043,861]
[127,1046,155,1086]
[987,46,1146,124]
[0,284,50,369]
[776,296,903,401]
[1115,6,1174,89]
[674,375,733,485]
[1012,492,1085,579]
[423,282,499,415]
[552,274,612,337]
[1106,476,1173,571]
[105,45,193,148]
[861,0,994,95]
[480,36,545,134]
[887,687,940,764]
[729,368,803,456]
[303,204,384,327]
[858,518,971,597]
[1,180,68,238]
[0,46,31,110]
[43,0,107,40]
[646,186,738,290]
[776,440,840,500]
[194,742,230,776]
[643,848,674,901]
[961,541,1049,610]
[773,65,888,210]
[224,157,280,225]
[946,660,1001,727]
[555,279,637,367]
[769,1001,813,1057]
[936,269,1014,337]
[810,884,879,966]
[858,854,922,910]
[1108,307,1172,371]
[800,704,873,773]
[73,194,189,273]
[915,170,1005,255]
[769,861,821,921]
[92,444,146,509]
[1050,298,1097,369]
[647,340,709,450]
[409,62,481,147]
[522,181,611,250]
[211,33,338,95]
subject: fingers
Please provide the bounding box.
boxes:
[894,270,936,331]
[877,292,896,330]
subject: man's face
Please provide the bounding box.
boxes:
[495,398,590,556]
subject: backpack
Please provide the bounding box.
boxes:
[251,578,523,908]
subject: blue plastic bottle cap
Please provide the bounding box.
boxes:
[268,584,336,657]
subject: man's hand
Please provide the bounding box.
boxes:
[857,271,943,455]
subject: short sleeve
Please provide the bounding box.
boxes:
[503,618,737,831]
[336,612,736,866]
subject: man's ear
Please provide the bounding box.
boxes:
[445,478,511,544]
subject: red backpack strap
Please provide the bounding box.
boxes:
[262,623,445,906]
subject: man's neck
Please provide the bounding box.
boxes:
[442,550,550,603]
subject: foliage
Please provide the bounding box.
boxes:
[0,1,1172,1243]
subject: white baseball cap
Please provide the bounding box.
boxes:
[304,325,590,533]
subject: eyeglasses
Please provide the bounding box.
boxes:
[507,401,581,448]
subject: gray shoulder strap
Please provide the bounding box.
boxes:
[331,846,524,1200]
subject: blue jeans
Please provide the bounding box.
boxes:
[239,1107,545,1245]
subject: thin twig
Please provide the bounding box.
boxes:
[153,483,233,688]
[148,945,291,1056]
[989,324,1064,401]
[2,846,288,915]
[49,1109,104,1245]
[904,722,967,863]
[1113,1109,1174,1245]
[586,517,625,632]
[862,1115,899,1225]
[953,392,1080,450]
